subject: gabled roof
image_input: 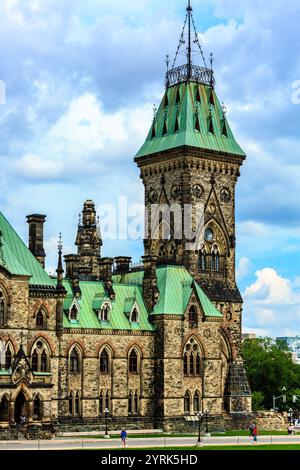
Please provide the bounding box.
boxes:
[0,212,56,287]
[135,82,245,159]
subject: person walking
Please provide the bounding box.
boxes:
[248,422,255,437]
[252,426,258,443]
[120,429,127,448]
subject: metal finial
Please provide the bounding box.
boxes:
[209,53,215,69]
[58,232,63,253]
[222,102,227,117]
[153,104,158,121]
[165,54,170,71]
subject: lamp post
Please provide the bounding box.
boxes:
[288,408,293,424]
[272,386,287,411]
[197,411,203,447]
[104,408,110,439]
[204,409,210,437]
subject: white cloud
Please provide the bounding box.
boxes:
[244,268,293,305]
[237,256,251,280]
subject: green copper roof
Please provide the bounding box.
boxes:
[109,266,221,318]
[63,280,155,332]
[135,82,245,159]
[0,212,56,287]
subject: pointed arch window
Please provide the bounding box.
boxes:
[184,391,191,414]
[209,89,214,106]
[211,245,220,272]
[32,350,39,372]
[129,349,138,374]
[130,307,139,324]
[33,396,42,420]
[0,289,8,327]
[70,305,78,321]
[128,390,133,414]
[41,350,47,373]
[183,338,202,377]
[198,246,207,272]
[174,114,180,133]
[134,392,139,414]
[188,306,197,328]
[75,392,80,416]
[0,395,9,422]
[68,393,73,415]
[100,348,110,374]
[70,347,80,373]
[222,120,228,137]
[151,123,156,139]
[36,310,45,329]
[208,117,214,134]
[176,88,181,104]
[5,343,13,370]
[195,115,201,132]
[162,118,168,136]
[193,391,201,413]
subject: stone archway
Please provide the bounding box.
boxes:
[14,391,27,424]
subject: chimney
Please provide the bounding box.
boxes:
[142,255,159,312]
[114,256,132,274]
[64,254,81,298]
[99,257,115,300]
[26,214,46,268]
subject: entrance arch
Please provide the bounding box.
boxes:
[14,392,28,424]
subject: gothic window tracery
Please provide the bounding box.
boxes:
[183,338,202,377]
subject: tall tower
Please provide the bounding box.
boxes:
[135,2,245,309]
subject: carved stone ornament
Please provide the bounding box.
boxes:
[192,184,204,198]
[171,184,181,200]
[220,188,231,203]
[148,188,158,204]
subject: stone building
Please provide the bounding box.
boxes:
[0,2,251,439]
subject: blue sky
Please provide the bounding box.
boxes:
[0,0,300,337]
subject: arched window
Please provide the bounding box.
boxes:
[99,391,104,415]
[129,349,138,374]
[188,306,197,328]
[36,311,45,329]
[75,392,80,416]
[0,289,8,327]
[211,245,220,272]
[68,394,73,415]
[101,304,110,322]
[100,348,110,374]
[5,343,13,370]
[0,395,9,422]
[183,338,202,377]
[183,353,188,376]
[31,341,50,373]
[128,391,133,414]
[70,348,80,373]
[134,392,139,414]
[33,396,42,420]
[193,391,201,413]
[198,247,206,272]
[184,391,191,414]
[32,350,39,372]
[130,308,139,324]
[41,350,47,373]
[70,305,78,321]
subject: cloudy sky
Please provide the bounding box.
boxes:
[1,0,300,338]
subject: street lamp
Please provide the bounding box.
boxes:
[272,386,287,411]
[104,408,110,439]
[197,411,203,447]
[288,408,293,424]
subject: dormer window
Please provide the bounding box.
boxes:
[100,302,111,323]
[130,307,139,324]
[68,299,80,323]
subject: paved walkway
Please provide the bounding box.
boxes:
[1,435,300,450]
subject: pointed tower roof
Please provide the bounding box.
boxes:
[135,1,245,160]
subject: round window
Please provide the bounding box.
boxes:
[204,228,213,242]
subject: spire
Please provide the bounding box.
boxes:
[165,1,214,88]
[56,232,64,287]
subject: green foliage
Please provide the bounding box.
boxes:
[251,391,265,411]
[242,337,300,410]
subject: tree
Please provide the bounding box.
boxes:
[242,337,300,410]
